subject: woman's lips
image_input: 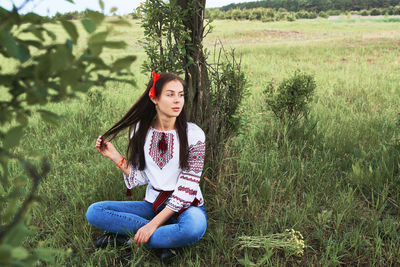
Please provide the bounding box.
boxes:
[172,107,180,111]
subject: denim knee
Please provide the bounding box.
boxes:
[179,207,207,244]
[86,202,102,226]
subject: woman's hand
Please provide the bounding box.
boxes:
[133,223,158,245]
[131,207,175,245]
[95,136,120,162]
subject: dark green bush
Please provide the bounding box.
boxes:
[370,8,381,16]
[360,10,370,16]
[319,11,329,18]
[264,70,316,129]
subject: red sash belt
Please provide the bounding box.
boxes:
[152,188,200,219]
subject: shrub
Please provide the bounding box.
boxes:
[261,15,275,22]
[250,8,264,20]
[360,10,369,16]
[242,9,250,19]
[296,10,309,19]
[231,9,242,20]
[276,11,288,21]
[319,11,329,18]
[370,8,381,16]
[326,9,341,16]
[387,6,395,15]
[264,70,316,129]
[308,11,318,19]
[286,12,296,21]
[394,6,400,15]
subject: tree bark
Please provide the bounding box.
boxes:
[174,0,209,126]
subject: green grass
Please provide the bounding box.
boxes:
[3,18,400,266]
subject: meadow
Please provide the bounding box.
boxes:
[6,16,400,265]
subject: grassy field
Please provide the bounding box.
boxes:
[6,16,400,266]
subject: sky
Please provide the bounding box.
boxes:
[0,0,259,16]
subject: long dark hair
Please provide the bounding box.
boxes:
[101,73,188,170]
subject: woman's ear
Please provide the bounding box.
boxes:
[150,97,158,105]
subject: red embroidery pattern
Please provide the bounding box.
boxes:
[178,185,197,195]
[180,175,200,184]
[167,202,182,210]
[171,195,190,204]
[181,172,201,178]
[149,131,174,169]
[125,166,137,188]
[185,141,205,173]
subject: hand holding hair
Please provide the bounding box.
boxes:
[95,136,120,163]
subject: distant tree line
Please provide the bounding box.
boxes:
[204,6,400,22]
[219,0,400,12]
[48,4,400,23]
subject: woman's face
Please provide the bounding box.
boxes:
[153,79,184,119]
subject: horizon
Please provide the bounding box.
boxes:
[0,0,260,16]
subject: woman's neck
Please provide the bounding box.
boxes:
[152,115,176,131]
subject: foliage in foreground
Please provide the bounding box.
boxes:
[0,3,136,265]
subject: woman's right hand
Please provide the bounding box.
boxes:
[95,136,119,161]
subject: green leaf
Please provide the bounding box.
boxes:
[44,28,56,40]
[110,7,118,13]
[88,31,108,44]
[89,44,103,57]
[74,81,93,92]
[99,0,105,10]
[17,44,30,63]
[60,20,78,44]
[87,10,104,26]
[111,56,137,72]
[3,126,24,150]
[37,110,61,126]
[11,247,29,260]
[0,29,19,59]
[16,112,29,126]
[66,39,73,53]
[50,44,73,72]
[30,27,45,41]
[60,68,81,88]
[65,0,74,3]
[81,18,96,33]
[103,41,126,49]
[2,221,31,246]
[18,39,43,49]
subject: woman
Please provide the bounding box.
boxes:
[86,72,207,262]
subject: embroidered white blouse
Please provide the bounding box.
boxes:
[123,122,205,213]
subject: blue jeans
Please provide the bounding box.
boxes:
[86,200,207,248]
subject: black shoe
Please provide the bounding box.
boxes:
[95,233,129,248]
[159,248,177,263]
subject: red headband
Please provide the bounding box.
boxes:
[149,72,160,99]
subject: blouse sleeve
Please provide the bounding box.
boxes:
[123,162,147,189]
[166,126,206,213]
[123,122,148,189]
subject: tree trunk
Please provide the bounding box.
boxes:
[174,0,209,126]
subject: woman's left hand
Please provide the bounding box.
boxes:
[133,223,158,245]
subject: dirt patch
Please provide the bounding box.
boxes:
[244,29,306,39]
